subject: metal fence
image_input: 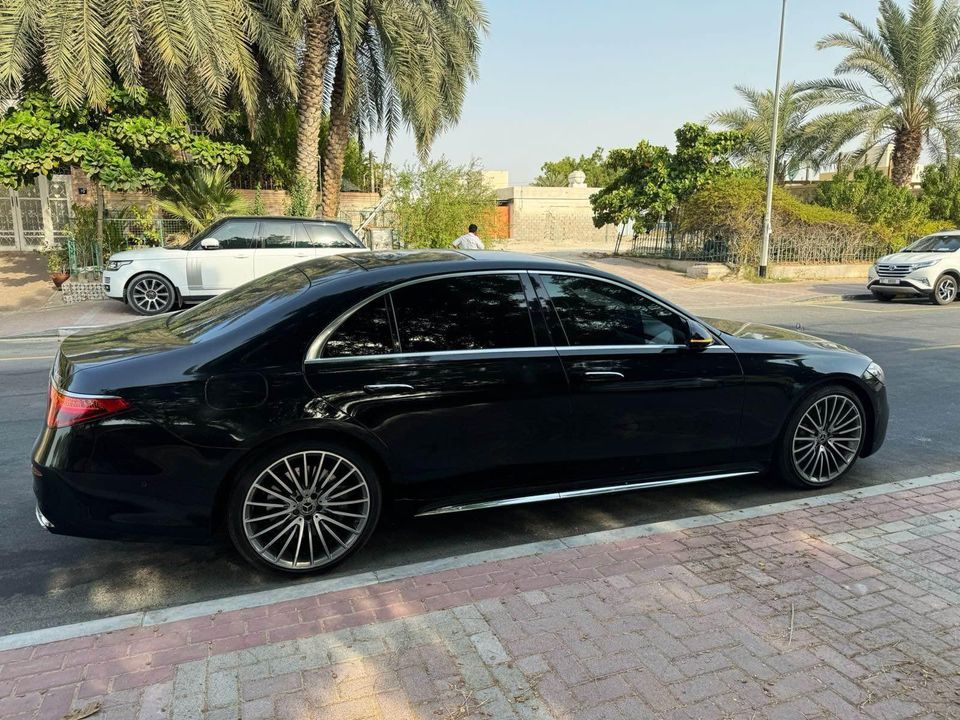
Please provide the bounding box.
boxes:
[66,218,192,274]
[625,224,889,266]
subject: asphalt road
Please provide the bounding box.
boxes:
[1,297,958,635]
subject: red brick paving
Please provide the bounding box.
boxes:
[1,480,959,718]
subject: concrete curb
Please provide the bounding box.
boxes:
[1,469,957,653]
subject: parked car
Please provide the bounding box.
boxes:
[867,232,960,305]
[34,251,888,574]
[102,216,368,316]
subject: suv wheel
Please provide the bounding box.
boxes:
[127,273,177,315]
[227,441,382,574]
[932,274,958,305]
[778,386,866,488]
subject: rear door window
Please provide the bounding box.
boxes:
[304,223,362,248]
[391,274,534,353]
[259,221,296,249]
[322,298,394,358]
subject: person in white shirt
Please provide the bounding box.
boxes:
[452,224,484,250]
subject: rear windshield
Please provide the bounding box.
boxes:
[167,265,310,341]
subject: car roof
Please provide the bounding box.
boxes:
[217,215,353,228]
[299,249,598,284]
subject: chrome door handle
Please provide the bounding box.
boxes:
[294,252,310,257]
[234,254,250,258]
[583,371,625,381]
[363,383,415,394]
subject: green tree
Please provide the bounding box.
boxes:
[0,0,296,129]
[801,0,960,187]
[156,167,248,231]
[0,88,248,190]
[392,159,496,248]
[920,162,960,223]
[531,148,617,187]
[590,123,742,231]
[709,83,826,182]
[317,0,488,218]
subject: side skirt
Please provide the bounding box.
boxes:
[414,470,760,517]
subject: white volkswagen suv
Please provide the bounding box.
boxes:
[868,232,960,305]
[103,216,369,315]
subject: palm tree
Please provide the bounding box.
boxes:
[801,0,960,186]
[0,0,296,129]
[709,83,826,182]
[311,0,487,218]
[157,167,247,231]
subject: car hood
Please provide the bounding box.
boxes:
[703,317,855,353]
[107,247,188,262]
[875,250,954,265]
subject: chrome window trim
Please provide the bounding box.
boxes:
[306,346,558,365]
[305,269,539,361]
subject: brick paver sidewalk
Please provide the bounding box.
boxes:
[2,475,960,720]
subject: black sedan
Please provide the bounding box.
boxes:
[32,251,888,574]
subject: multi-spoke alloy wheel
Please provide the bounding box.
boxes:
[229,444,381,574]
[784,390,865,487]
[127,273,175,316]
[933,275,958,305]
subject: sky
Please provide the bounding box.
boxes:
[378,0,881,185]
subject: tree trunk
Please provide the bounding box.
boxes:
[95,183,105,245]
[294,9,335,214]
[891,127,922,187]
[320,51,350,219]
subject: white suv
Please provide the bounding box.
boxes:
[103,217,368,315]
[868,232,960,305]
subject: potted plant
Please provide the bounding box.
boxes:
[39,244,70,288]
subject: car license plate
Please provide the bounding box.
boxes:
[880,278,899,285]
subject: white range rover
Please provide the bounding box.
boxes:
[103,216,369,315]
[868,231,960,305]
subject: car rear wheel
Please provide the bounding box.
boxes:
[227,441,381,575]
[871,292,893,302]
[778,386,865,489]
[126,273,177,315]
[932,274,958,305]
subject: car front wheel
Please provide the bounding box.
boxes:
[932,274,958,305]
[227,441,382,574]
[778,386,866,488]
[126,273,177,315]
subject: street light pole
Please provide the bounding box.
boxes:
[759,0,787,279]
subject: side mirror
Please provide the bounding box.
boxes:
[200,238,220,250]
[687,321,714,351]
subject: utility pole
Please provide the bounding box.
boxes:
[759,0,787,278]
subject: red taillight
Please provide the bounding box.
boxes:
[46,385,131,428]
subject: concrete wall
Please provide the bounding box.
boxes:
[69,170,381,227]
[495,185,618,250]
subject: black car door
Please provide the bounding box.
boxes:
[303,272,571,502]
[532,272,746,484]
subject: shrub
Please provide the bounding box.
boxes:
[680,175,888,266]
[920,163,960,226]
[286,176,313,217]
[392,159,497,248]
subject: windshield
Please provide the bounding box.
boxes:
[163,231,199,249]
[903,234,960,252]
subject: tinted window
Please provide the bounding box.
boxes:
[540,274,689,346]
[323,298,394,358]
[167,265,309,341]
[304,223,360,248]
[259,220,295,249]
[392,274,533,353]
[209,220,257,250]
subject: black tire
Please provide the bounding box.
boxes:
[227,440,382,575]
[776,385,866,489]
[126,273,177,316]
[931,273,958,306]
[871,292,894,302]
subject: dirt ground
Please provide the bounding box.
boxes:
[0,253,57,311]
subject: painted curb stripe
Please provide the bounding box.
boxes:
[1,470,957,653]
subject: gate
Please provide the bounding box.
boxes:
[0,175,72,251]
